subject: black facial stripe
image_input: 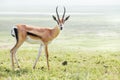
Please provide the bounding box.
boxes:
[27,32,42,38]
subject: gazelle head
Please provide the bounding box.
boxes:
[52,6,70,30]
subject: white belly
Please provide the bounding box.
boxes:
[26,36,43,44]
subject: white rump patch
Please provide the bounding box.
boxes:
[11,26,17,37]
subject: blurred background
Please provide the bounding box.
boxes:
[0,0,120,13]
[0,1,120,79]
[0,0,120,51]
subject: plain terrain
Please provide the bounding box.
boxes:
[0,14,120,80]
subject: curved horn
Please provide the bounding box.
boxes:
[62,6,66,19]
[56,6,60,21]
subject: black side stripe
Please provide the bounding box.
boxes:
[14,28,18,42]
[27,32,42,38]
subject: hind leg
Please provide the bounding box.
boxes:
[10,41,24,70]
[10,26,27,70]
[14,50,20,68]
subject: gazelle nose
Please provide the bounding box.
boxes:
[60,27,63,30]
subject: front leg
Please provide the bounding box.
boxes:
[45,45,49,70]
[33,44,43,69]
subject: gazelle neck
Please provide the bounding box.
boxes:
[52,26,60,39]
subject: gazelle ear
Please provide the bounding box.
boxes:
[64,15,70,21]
[52,15,59,24]
[52,15,57,21]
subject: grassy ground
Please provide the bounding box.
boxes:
[0,14,120,80]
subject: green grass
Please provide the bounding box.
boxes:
[0,15,120,80]
[0,47,120,80]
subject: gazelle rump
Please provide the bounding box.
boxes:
[10,6,70,70]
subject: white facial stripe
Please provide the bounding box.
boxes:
[61,24,64,28]
[59,24,64,27]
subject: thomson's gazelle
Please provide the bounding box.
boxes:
[10,6,70,70]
